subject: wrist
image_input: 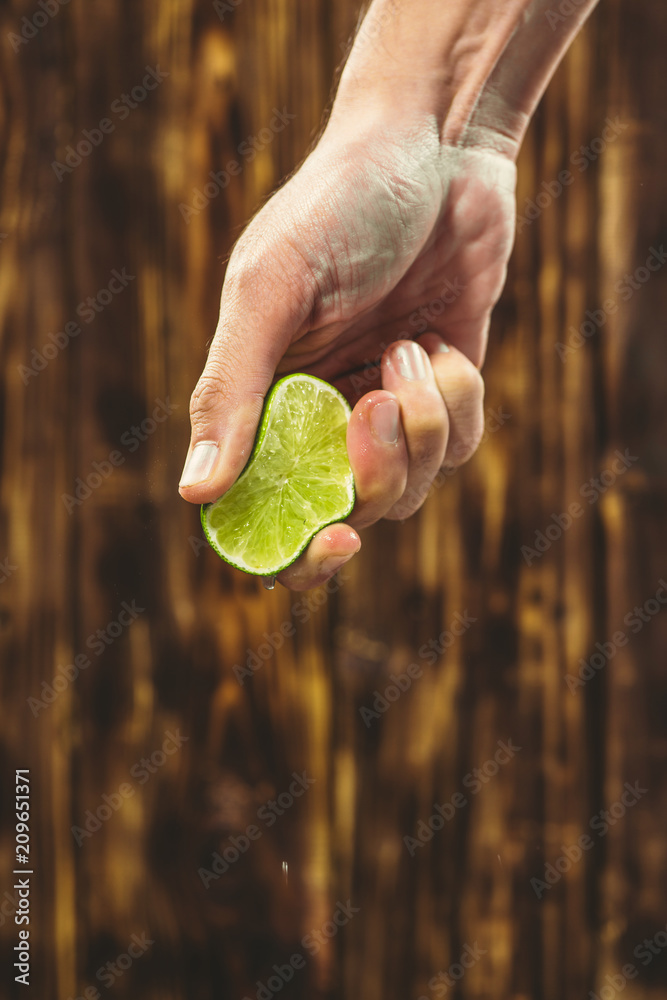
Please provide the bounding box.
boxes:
[330,0,600,158]
[331,0,531,144]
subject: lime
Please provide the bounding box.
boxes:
[201,374,355,575]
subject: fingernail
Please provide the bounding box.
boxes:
[434,341,450,353]
[370,398,399,444]
[321,553,356,576]
[179,441,219,487]
[394,342,426,381]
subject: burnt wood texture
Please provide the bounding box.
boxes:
[0,1,666,999]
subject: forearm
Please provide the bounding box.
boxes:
[332,0,601,146]
[470,0,601,147]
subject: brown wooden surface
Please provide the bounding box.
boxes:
[1,1,666,998]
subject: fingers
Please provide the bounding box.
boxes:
[277,525,361,592]
[345,391,408,529]
[277,389,408,589]
[380,340,449,520]
[179,235,315,505]
[416,333,486,470]
[276,336,485,590]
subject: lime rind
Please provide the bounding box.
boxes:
[201,374,355,576]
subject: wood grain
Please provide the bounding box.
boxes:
[0,1,666,998]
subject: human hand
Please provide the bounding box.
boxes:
[179,115,516,589]
[179,0,599,590]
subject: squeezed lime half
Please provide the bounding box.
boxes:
[201,374,355,575]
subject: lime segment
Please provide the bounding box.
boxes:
[201,374,355,575]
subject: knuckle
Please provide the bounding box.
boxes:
[405,410,448,470]
[446,407,485,467]
[441,364,486,467]
[385,477,433,521]
[225,234,265,288]
[353,476,407,529]
[458,362,485,402]
[189,366,230,424]
[226,215,315,307]
[446,431,482,468]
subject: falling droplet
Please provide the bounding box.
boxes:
[282,860,288,885]
[262,576,276,591]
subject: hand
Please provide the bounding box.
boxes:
[179,115,517,590]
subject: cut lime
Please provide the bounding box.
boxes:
[201,374,355,576]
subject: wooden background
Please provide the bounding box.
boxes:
[1,1,666,998]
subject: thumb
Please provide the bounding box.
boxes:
[178,248,314,504]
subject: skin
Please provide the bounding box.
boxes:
[179,0,600,590]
